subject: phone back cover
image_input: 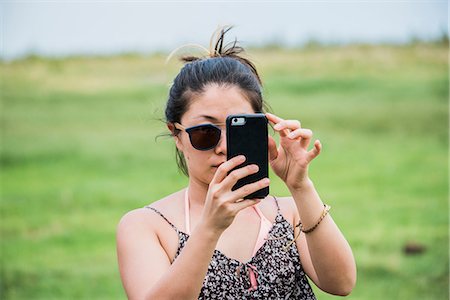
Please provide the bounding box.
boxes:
[226,114,269,199]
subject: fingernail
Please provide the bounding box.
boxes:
[288,132,295,138]
[251,165,259,171]
[274,124,281,130]
[239,155,246,161]
[264,178,270,184]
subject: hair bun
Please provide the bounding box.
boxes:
[167,26,262,85]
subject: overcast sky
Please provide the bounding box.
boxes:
[1,1,448,60]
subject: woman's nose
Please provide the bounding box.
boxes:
[214,129,227,155]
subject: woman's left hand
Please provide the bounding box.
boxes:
[266,112,322,191]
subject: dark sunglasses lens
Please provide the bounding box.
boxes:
[189,125,221,150]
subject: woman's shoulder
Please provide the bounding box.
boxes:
[274,195,297,210]
[148,189,185,213]
[117,189,184,235]
[271,195,298,226]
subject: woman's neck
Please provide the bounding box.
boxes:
[187,178,209,208]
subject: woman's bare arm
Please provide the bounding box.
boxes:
[265,112,356,295]
[291,180,356,296]
[117,209,221,300]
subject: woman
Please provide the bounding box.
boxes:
[117,27,356,299]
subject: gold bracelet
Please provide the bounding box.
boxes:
[296,204,331,234]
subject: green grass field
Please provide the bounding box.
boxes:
[1,44,448,299]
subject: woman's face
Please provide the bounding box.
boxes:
[176,83,255,185]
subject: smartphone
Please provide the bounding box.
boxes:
[226,113,269,199]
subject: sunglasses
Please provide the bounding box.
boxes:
[174,122,225,151]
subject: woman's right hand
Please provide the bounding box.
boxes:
[200,155,270,234]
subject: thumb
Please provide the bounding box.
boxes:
[233,198,262,213]
[268,136,278,161]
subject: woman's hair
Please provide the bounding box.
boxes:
[165,26,268,176]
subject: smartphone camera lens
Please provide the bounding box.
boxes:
[232,118,237,124]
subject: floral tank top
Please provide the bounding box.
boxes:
[145,197,316,299]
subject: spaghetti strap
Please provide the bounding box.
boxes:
[184,189,191,235]
[144,206,179,233]
[272,195,280,212]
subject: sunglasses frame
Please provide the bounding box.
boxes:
[174,122,225,151]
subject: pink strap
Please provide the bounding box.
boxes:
[252,206,272,256]
[184,189,191,235]
[248,205,273,291]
